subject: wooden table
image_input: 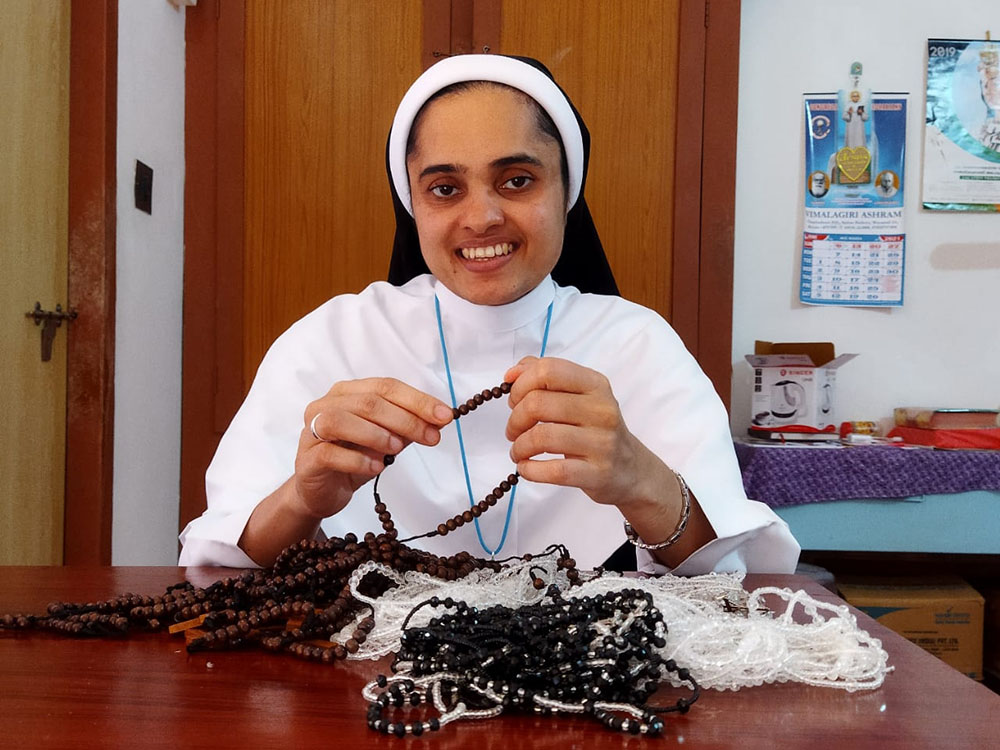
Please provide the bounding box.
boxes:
[2,568,998,749]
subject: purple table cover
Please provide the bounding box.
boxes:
[734,441,1000,508]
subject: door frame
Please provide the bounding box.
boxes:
[180,0,246,537]
[64,0,118,565]
[180,0,741,533]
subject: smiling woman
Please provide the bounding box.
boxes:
[179,54,799,578]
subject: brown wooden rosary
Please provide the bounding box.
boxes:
[0,381,580,661]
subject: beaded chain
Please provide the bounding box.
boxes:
[387,381,525,546]
[362,586,700,737]
[0,382,551,658]
[434,295,553,557]
[0,378,709,736]
[346,559,892,697]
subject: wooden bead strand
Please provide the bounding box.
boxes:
[376,382,520,545]
[0,378,588,678]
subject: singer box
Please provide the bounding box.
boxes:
[745,341,857,434]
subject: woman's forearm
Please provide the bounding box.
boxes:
[616,447,716,569]
[238,476,324,567]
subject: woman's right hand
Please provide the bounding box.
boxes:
[291,378,455,521]
[238,378,453,567]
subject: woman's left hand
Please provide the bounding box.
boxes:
[504,356,670,510]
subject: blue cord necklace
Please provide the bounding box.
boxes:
[434,294,554,558]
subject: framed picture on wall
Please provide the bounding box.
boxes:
[923,38,1000,211]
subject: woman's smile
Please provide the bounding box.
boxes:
[459,241,515,261]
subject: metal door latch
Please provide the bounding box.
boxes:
[25,302,77,362]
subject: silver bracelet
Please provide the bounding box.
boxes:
[623,471,691,550]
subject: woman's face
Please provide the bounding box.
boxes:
[406,86,567,306]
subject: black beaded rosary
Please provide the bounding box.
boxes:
[364,586,700,737]
[0,380,698,735]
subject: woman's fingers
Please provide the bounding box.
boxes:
[503,356,538,387]
[502,357,643,504]
[307,378,454,451]
[505,359,620,447]
[291,377,455,519]
[509,420,605,462]
[307,409,405,456]
[333,377,453,427]
[515,455,599,489]
[298,427,386,478]
[505,390,582,442]
[291,428,385,519]
[505,357,608,407]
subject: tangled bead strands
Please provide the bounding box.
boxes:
[1,536,418,659]
[362,586,700,737]
[346,553,583,661]
[344,561,892,694]
[0,372,894,734]
[0,378,705,737]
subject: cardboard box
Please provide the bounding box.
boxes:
[745,341,857,432]
[838,576,984,680]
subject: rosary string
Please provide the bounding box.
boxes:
[0,382,535,648]
[391,381,520,545]
[434,295,554,557]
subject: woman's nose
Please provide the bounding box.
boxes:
[462,188,504,233]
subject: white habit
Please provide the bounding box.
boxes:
[179,275,800,574]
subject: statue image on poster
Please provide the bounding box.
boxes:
[832,65,875,185]
[923,38,1000,211]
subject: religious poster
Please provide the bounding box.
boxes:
[801,72,907,307]
[923,38,1000,211]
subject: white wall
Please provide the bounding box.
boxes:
[112,0,186,564]
[732,0,1000,432]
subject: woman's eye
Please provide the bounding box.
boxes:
[502,175,533,190]
[430,184,457,198]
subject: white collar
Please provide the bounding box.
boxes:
[433,276,556,333]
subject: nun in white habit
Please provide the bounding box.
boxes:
[179,55,800,575]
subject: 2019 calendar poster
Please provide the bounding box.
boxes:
[923,38,1000,211]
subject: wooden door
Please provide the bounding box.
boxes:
[242,0,425,381]
[498,0,680,320]
[182,0,739,530]
[0,0,70,564]
[181,0,425,530]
